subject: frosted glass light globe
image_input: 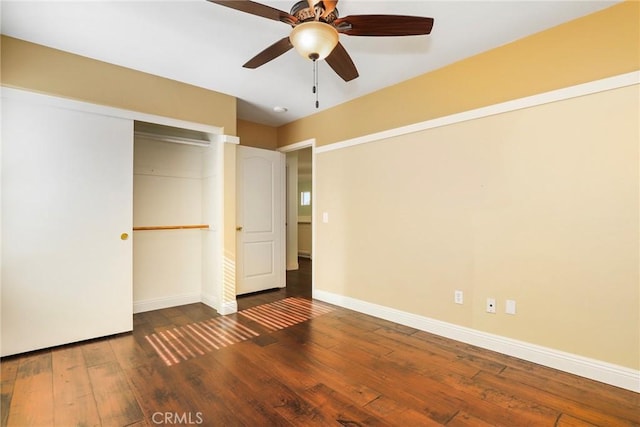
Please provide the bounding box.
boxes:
[290,21,339,61]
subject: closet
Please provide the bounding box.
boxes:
[1,89,226,356]
[132,122,220,313]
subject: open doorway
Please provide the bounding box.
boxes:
[284,144,313,298]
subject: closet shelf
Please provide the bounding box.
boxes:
[133,224,209,231]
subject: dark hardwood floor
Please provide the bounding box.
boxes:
[2,257,638,426]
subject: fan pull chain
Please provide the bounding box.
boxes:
[312,59,319,109]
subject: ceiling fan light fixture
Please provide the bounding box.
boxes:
[290,21,339,61]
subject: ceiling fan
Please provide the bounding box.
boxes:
[208,0,434,82]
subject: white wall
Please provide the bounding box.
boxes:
[133,137,206,312]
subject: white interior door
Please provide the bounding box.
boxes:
[1,99,133,356]
[236,146,285,295]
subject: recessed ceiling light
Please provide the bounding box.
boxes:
[273,106,288,113]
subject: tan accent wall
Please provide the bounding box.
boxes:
[277,1,640,147]
[315,84,639,369]
[1,36,237,134]
[237,119,278,150]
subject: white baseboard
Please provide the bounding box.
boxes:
[298,251,312,259]
[212,298,238,315]
[135,293,238,315]
[200,293,218,312]
[220,300,238,315]
[313,290,640,393]
[133,293,201,314]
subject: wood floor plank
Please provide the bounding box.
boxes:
[177,303,219,323]
[175,354,293,426]
[498,365,640,413]
[247,334,382,408]
[82,339,117,368]
[6,353,54,427]
[210,349,334,425]
[446,410,502,427]
[373,326,506,375]
[290,337,462,424]
[349,312,418,335]
[0,357,20,427]
[123,363,194,421]
[302,336,543,426]
[87,361,143,426]
[418,365,561,425]
[363,396,444,427]
[109,333,150,370]
[308,317,396,356]
[473,369,639,426]
[52,345,101,427]
[148,363,240,427]
[245,341,322,389]
[297,383,388,427]
[555,413,600,427]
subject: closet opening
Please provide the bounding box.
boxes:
[132,121,221,314]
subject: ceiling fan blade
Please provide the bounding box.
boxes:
[207,0,297,25]
[243,37,293,69]
[333,15,434,36]
[325,42,358,82]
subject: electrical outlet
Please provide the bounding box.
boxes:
[454,290,463,304]
[486,297,496,313]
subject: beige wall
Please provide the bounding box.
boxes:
[292,2,639,371]
[1,36,237,134]
[315,84,639,369]
[237,119,278,150]
[297,222,312,258]
[277,1,639,148]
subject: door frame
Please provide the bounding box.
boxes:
[278,138,316,295]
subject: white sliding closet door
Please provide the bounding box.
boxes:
[1,99,133,356]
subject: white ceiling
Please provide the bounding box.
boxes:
[1,0,619,127]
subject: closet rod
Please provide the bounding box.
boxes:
[133,224,210,231]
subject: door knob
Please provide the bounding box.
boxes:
[236,226,243,231]
[121,233,129,240]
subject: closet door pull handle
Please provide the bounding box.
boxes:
[236,226,243,231]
